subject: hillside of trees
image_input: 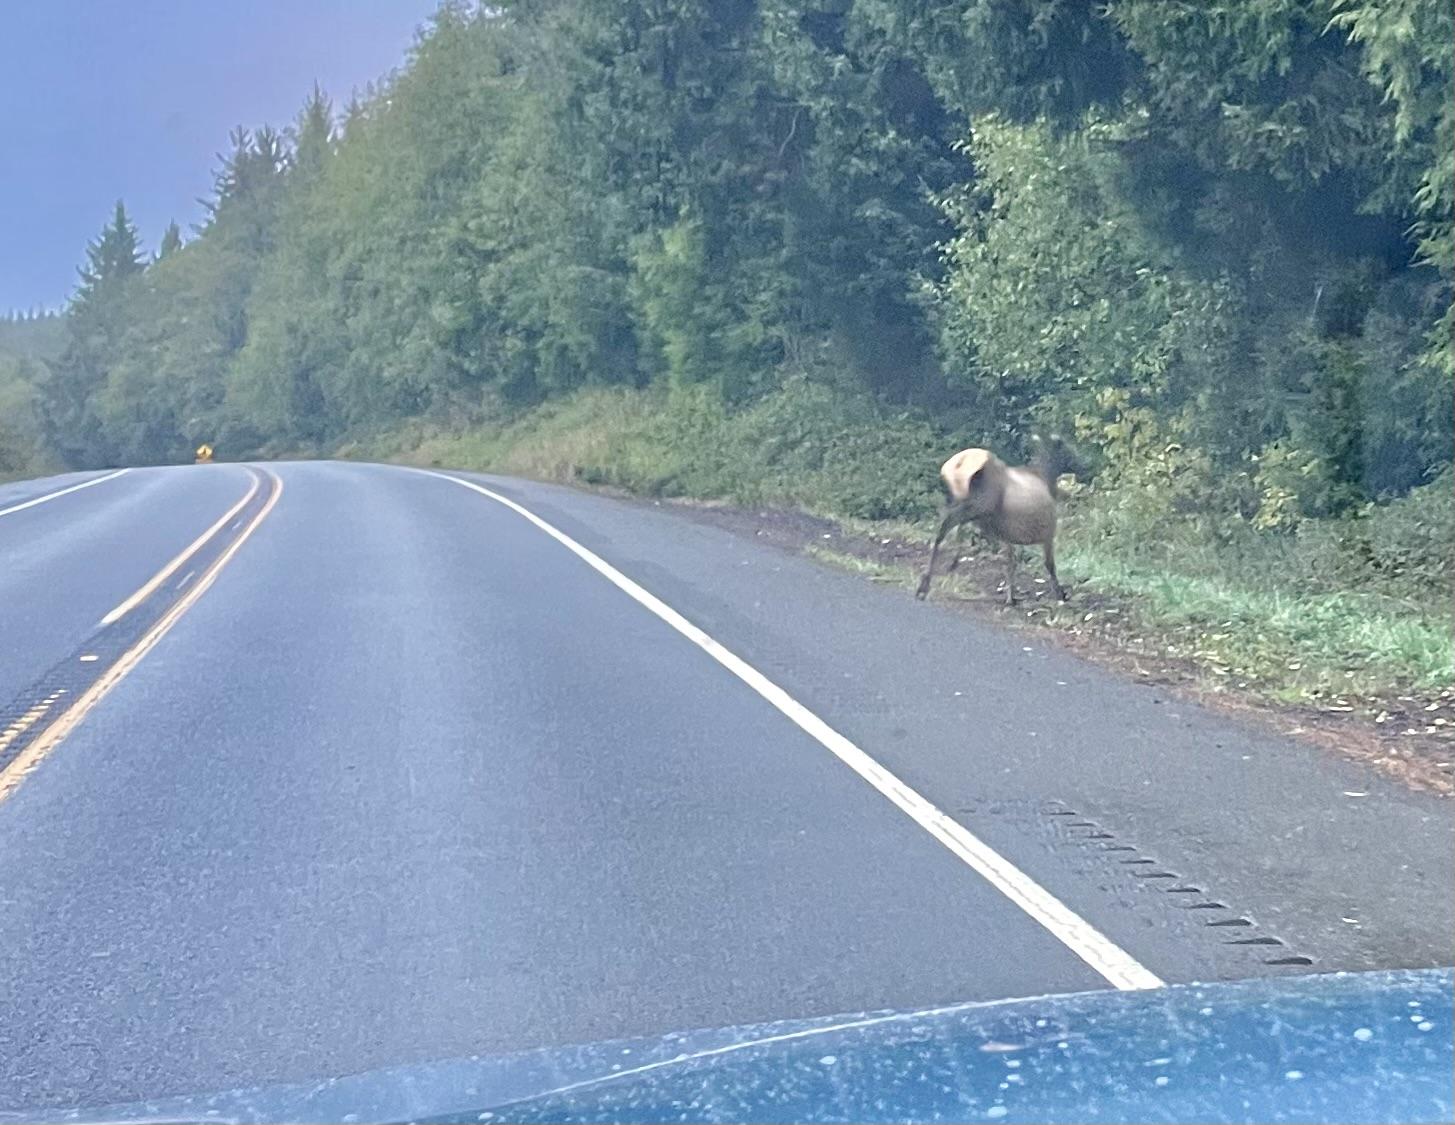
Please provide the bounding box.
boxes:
[7,0,1451,534]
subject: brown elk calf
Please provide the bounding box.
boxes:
[915,435,1084,605]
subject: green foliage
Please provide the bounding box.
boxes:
[402,377,943,521]
[1251,440,1327,530]
[0,311,65,362]
[1108,0,1391,186]
[856,0,1135,125]
[1333,0,1455,380]
[709,376,944,518]
[1358,466,1455,596]
[1058,527,1452,699]
[0,355,50,478]
[0,314,64,478]
[39,201,147,467]
[929,115,1262,491]
[931,100,1446,526]
[630,217,789,398]
[757,0,965,397]
[17,0,1449,613]
[73,201,147,304]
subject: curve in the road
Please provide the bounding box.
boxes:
[100,470,263,626]
[0,468,129,519]
[429,469,1163,993]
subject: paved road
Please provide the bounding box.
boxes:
[0,461,1449,1113]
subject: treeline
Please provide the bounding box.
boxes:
[11,0,1453,528]
[0,311,64,476]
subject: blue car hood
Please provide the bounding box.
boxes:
[27,968,1454,1124]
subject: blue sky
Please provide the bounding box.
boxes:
[1,1,441,312]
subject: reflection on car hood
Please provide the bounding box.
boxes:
[24,968,1454,1124]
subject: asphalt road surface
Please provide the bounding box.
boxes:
[0,461,1449,1113]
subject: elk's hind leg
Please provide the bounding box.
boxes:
[1003,541,1018,605]
[1043,539,1067,600]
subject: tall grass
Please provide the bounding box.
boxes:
[395,379,945,520]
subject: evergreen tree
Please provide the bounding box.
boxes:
[73,201,145,305]
[291,83,335,179]
[39,202,145,467]
[157,221,183,260]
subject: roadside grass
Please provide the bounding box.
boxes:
[372,383,1453,716]
[1050,544,1451,701]
[801,544,902,582]
[810,527,1451,707]
[1053,489,1453,704]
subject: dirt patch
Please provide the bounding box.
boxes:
[653,495,1454,797]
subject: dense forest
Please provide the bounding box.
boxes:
[5,0,1451,536]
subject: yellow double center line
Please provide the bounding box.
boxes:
[100,471,262,626]
[0,467,284,805]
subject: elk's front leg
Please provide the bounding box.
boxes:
[1003,542,1018,605]
[945,520,969,574]
[916,506,964,600]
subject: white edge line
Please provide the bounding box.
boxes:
[425,470,1164,992]
[99,467,261,625]
[0,468,130,519]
